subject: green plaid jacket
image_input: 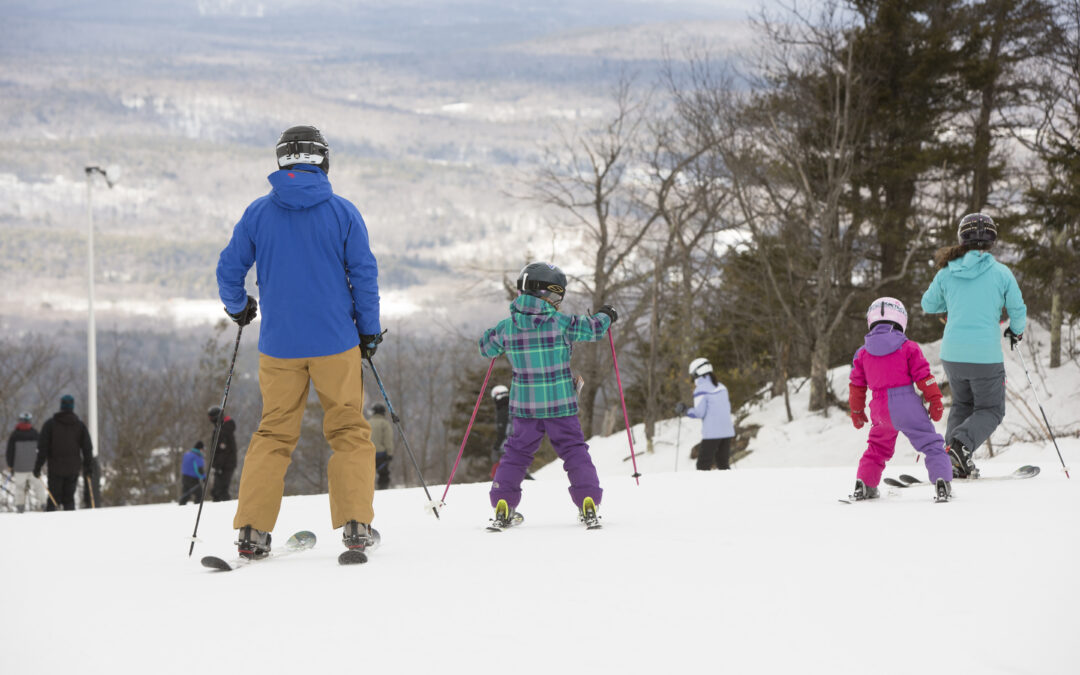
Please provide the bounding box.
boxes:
[478,294,611,419]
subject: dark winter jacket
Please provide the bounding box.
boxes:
[181,447,206,480]
[6,423,40,473]
[216,166,381,358]
[211,417,238,472]
[35,411,93,477]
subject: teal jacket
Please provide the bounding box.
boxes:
[921,250,1026,364]
[479,294,611,419]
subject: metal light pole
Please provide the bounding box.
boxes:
[84,165,120,464]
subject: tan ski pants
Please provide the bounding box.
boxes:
[232,346,376,532]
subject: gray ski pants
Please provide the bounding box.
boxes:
[942,360,1007,452]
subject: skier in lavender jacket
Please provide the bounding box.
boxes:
[848,298,952,500]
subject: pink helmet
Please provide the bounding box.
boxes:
[866,297,907,332]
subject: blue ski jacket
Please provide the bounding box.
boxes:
[181,447,205,480]
[921,250,1026,364]
[217,167,380,358]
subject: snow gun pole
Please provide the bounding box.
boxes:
[365,355,440,519]
[1014,346,1070,478]
[441,357,496,507]
[188,324,244,557]
[608,330,640,484]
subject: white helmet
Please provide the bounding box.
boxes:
[491,385,509,401]
[688,357,713,379]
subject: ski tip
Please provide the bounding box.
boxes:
[338,549,368,565]
[201,556,234,572]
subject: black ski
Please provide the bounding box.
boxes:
[201,530,316,572]
[486,512,525,532]
[338,527,381,566]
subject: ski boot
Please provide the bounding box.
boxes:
[236,525,272,560]
[948,440,980,479]
[934,478,952,503]
[850,479,879,501]
[579,496,602,529]
[488,499,516,531]
[342,521,375,552]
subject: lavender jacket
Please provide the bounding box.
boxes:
[687,376,734,439]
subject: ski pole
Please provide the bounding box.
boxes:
[674,415,682,472]
[1014,346,1070,478]
[608,330,641,484]
[39,477,60,510]
[364,355,441,519]
[441,357,496,507]
[188,324,244,556]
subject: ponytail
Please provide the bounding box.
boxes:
[935,239,996,269]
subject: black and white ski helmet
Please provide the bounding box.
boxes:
[957,213,996,247]
[18,411,32,423]
[517,262,567,306]
[371,403,387,416]
[491,385,509,401]
[276,125,330,174]
[688,357,713,378]
[207,405,222,420]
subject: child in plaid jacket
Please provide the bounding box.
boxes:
[479,262,617,524]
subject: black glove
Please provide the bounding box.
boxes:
[226,295,258,327]
[360,332,384,359]
[33,469,41,479]
[84,465,94,479]
[1004,327,1023,351]
[674,402,688,415]
[598,304,618,325]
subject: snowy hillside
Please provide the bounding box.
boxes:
[2,330,1078,675]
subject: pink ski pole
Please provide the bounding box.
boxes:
[441,357,497,505]
[609,330,641,484]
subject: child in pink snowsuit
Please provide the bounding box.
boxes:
[849,297,952,498]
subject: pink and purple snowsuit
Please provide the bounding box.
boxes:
[850,325,951,487]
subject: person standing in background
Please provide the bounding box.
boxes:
[676,358,735,471]
[6,412,44,512]
[179,441,206,505]
[369,404,393,490]
[207,405,237,501]
[34,395,93,511]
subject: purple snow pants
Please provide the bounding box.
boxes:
[490,415,602,510]
[858,385,951,487]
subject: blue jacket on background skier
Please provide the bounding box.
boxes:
[179,441,205,505]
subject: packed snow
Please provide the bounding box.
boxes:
[2,334,1077,674]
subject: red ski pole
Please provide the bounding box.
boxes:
[609,330,641,484]
[441,357,497,505]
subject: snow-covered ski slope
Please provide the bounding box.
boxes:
[3,334,1078,675]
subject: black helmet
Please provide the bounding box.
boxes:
[207,405,222,421]
[276,125,330,174]
[958,213,996,248]
[371,404,387,416]
[517,262,567,307]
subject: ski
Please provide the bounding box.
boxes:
[201,530,316,572]
[883,477,907,488]
[338,527,381,566]
[892,465,1040,487]
[486,512,525,532]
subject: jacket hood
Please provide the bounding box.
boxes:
[268,167,333,210]
[863,323,908,356]
[694,375,723,393]
[947,250,996,279]
[52,410,81,426]
[510,294,558,331]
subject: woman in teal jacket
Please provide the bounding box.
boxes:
[921,213,1026,478]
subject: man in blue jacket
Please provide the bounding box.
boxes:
[216,125,382,559]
